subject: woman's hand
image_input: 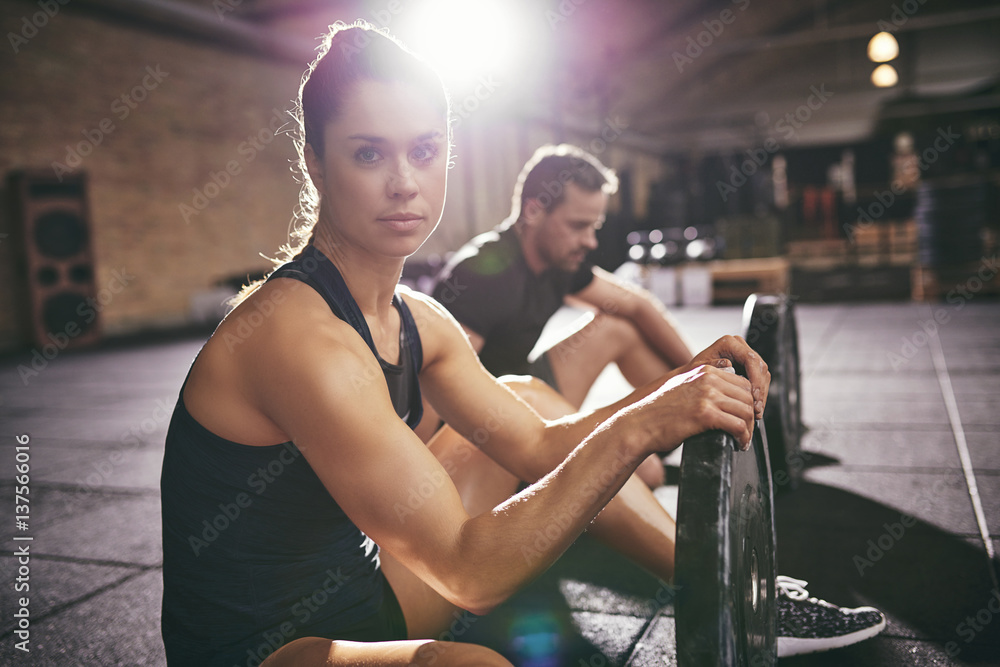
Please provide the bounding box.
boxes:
[634,357,759,453]
[685,335,770,420]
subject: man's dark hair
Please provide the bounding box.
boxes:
[511,144,618,220]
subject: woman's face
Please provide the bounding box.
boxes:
[312,79,449,261]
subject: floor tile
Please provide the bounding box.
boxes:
[0,487,162,567]
[802,397,951,428]
[973,474,1000,536]
[0,557,140,636]
[779,636,997,666]
[965,431,1000,473]
[800,429,961,470]
[0,570,165,667]
[782,470,979,537]
[0,440,164,491]
[802,371,941,401]
[624,612,677,666]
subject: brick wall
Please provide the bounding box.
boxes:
[0,1,301,351]
[0,1,661,353]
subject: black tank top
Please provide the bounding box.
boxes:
[268,245,423,426]
[160,244,422,665]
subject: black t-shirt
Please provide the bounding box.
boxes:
[432,223,594,376]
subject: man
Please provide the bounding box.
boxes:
[431,144,693,486]
[424,145,887,659]
[426,143,886,657]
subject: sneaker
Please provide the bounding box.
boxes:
[776,576,886,657]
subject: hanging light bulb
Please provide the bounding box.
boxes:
[867,32,899,63]
[871,64,899,88]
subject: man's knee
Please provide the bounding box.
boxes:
[555,313,640,365]
[596,312,642,346]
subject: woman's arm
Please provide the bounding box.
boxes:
[251,289,756,615]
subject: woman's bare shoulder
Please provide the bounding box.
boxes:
[182,278,369,445]
[202,277,372,375]
[398,285,464,331]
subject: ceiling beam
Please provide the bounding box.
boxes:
[629,5,1000,134]
[65,0,316,64]
[708,5,1000,58]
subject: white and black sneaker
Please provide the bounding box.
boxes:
[776,576,886,657]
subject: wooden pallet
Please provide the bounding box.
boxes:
[707,257,789,304]
[853,220,918,266]
[911,261,1000,302]
[786,239,849,261]
[788,220,918,268]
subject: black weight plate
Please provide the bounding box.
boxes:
[742,294,802,491]
[675,423,777,666]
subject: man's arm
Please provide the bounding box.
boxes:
[570,266,693,369]
[410,290,765,481]
[570,271,770,423]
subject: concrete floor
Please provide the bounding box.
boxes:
[0,301,998,665]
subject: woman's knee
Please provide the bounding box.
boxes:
[261,637,513,667]
[411,641,513,666]
[636,453,665,489]
[260,637,333,666]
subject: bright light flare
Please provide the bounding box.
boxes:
[871,64,899,88]
[402,0,521,87]
[867,31,899,63]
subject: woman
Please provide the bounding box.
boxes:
[160,21,769,666]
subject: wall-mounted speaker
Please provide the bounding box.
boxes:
[9,170,101,349]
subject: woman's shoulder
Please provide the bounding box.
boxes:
[182,278,365,447]
[397,284,461,330]
[397,284,474,367]
[210,277,367,363]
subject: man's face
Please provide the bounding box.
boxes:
[531,182,607,272]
